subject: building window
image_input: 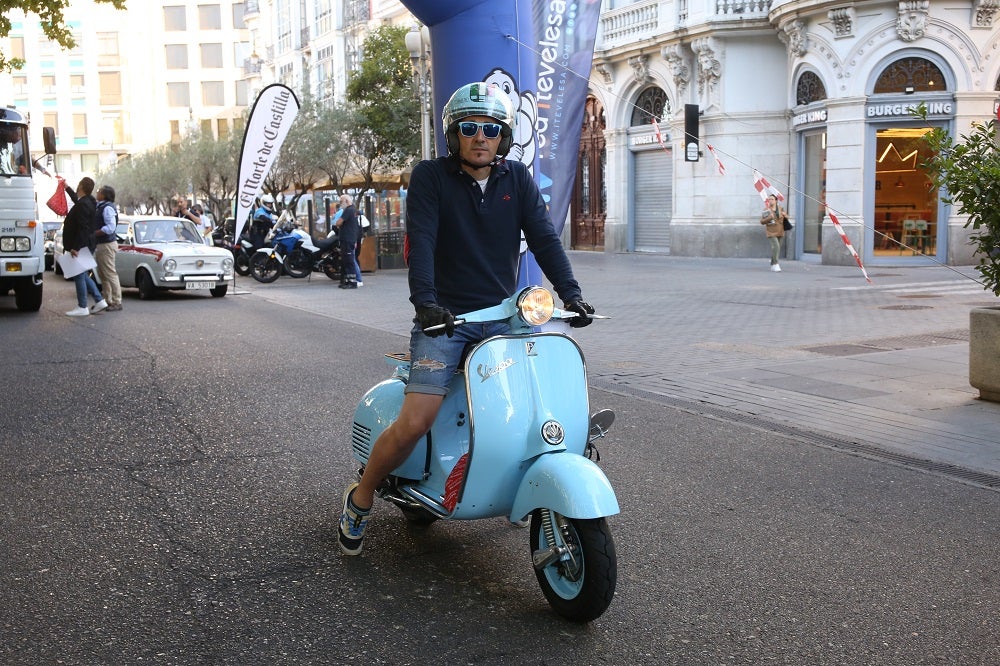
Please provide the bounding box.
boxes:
[44,112,59,136]
[170,120,181,144]
[165,45,188,69]
[202,81,225,106]
[233,2,247,28]
[70,73,85,92]
[315,0,333,34]
[796,71,827,105]
[97,32,119,66]
[235,80,248,106]
[41,74,56,93]
[13,75,27,93]
[164,5,186,30]
[199,4,222,30]
[873,57,946,94]
[630,87,669,126]
[99,72,122,105]
[10,36,25,60]
[81,153,99,173]
[217,117,230,139]
[167,82,191,107]
[73,114,88,141]
[200,43,224,68]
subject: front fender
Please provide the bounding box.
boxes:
[510,453,619,521]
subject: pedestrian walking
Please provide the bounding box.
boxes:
[760,193,787,272]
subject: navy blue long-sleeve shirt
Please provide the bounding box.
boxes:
[406,155,582,314]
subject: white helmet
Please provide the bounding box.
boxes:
[442,82,516,157]
[261,194,274,205]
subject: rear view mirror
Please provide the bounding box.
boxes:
[43,127,56,155]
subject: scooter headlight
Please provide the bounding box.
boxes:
[517,287,554,326]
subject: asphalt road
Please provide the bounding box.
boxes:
[2,273,998,665]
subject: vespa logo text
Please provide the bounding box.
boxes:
[477,358,516,383]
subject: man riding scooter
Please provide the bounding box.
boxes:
[338,81,596,555]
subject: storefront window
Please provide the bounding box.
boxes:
[802,131,826,254]
[873,127,938,257]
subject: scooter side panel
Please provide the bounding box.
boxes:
[510,453,620,520]
[350,378,430,480]
[452,333,590,519]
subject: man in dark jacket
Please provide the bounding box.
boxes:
[337,82,596,555]
[61,177,107,316]
[335,194,360,288]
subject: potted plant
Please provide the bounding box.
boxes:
[918,106,1000,401]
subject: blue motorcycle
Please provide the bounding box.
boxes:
[248,218,301,283]
[350,286,619,622]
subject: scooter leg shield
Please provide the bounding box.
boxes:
[510,453,620,521]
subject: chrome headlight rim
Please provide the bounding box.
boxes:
[163,258,177,272]
[516,286,554,326]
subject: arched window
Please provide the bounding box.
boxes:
[873,57,946,94]
[630,86,669,126]
[796,71,827,105]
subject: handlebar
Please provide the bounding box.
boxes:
[421,312,608,333]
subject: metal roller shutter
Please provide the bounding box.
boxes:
[632,149,673,253]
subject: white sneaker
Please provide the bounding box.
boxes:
[90,300,109,314]
[770,264,781,272]
[66,306,90,317]
[356,281,364,287]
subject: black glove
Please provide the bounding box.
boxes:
[564,300,595,328]
[415,303,456,337]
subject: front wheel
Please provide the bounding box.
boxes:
[283,248,311,278]
[530,511,617,622]
[250,253,281,283]
[234,251,251,276]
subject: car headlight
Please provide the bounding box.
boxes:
[516,287,554,326]
[1,237,30,252]
[222,257,233,272]
[164,258,177,272]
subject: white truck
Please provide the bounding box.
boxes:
[1,106,55,312]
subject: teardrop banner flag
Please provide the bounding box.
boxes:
[234,84,301,241]
[400,0,602,288]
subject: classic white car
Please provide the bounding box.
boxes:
[116,215,234,299]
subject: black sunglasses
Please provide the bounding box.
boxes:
[458,121,503,139]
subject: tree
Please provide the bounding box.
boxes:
[345,24,421,190]
[918,106,1000,295]
[0,0,127,72]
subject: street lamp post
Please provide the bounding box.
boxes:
[405,25,433,161]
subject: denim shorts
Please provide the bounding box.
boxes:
[405,319,511,395]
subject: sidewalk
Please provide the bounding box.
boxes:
[237,252,1000,488]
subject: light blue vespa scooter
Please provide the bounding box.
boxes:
[350,286,619,622]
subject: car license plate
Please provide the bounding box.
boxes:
[185,281,215,290]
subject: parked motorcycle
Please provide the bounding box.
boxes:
[233,235,262,276]
[249,219,299,283]
[283,230,342,280]
[349,286,618,622]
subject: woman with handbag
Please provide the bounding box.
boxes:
[760,193,788,273]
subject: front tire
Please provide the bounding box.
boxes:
[14,278,43,311]
[530,511,617,622]
[210,284,228,297]
[250,253,281,283]
[283,248,311,278]
[234,251,251,276]
[136,270,156,300]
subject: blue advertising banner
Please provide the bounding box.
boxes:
[400,0,601,286]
